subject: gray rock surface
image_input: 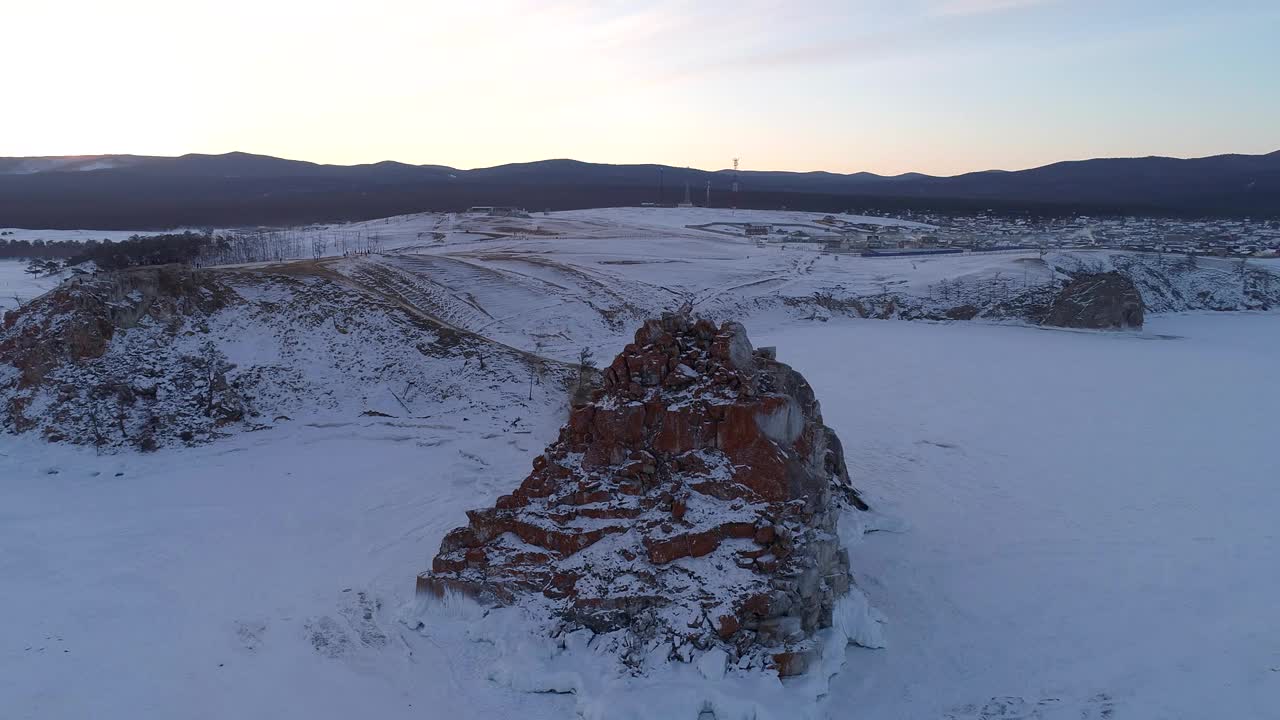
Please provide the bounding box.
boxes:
[1043,272,1144,329]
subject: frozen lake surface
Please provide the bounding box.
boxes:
[3,311,1277,718]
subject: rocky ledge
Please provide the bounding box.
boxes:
[418,312,868,675]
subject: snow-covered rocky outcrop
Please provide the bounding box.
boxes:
[418,312,877,681]
[774,252,1280,325]
[1048,251,1278,313]
[0,264,569,450]
[1043,271,1145,329]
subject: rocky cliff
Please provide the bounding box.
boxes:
[419,313,867,676]
[1043,271,1145,329]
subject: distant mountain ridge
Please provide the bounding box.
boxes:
[0,155,153,175]
[1,150,1277,228]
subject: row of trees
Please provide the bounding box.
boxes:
[195,229,382,265]
[928,271,1039,305]
[3,227,388,271]
[67,232,210,270]
[0,237,97,260]
[24,259,64,276]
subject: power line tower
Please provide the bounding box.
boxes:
[732,157,740,211]
[678,181,693,208]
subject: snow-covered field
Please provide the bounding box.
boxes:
[3,311,1278,719]
[7,207,1275,332]
[311,207,1046,364]
[0,260,65,311]
[331,234,1277,366]
[0,228,155,244]
[550,206,934,233]
[195,206,932,263]
[774,313,1280,719]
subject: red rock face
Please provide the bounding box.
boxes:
[418,313,867,674]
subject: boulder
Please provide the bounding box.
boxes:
[418,312,868,675]
[1043,272,1144,329]
[944,304,979,321]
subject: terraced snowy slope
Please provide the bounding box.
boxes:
[318,208,1278,365]
[320,209,1058,360]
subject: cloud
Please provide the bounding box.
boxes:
[928,0,1053,16]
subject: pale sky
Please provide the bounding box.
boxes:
[6,0,1278,175]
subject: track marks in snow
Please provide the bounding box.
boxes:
[458,450,490,467]
[235,620,268,652]
[691,274,790,306]
[944,693,1115,719]
[688,253,820,309]
[306,591,391,659]
[339,592,389,649]
[306,616,354,659]
[452,251,676,331]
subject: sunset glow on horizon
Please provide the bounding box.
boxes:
[7,0,1278,176]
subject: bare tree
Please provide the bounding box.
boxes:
[528,343,546,401]
[571,347,596,406]
[87,395,110,452]
[311,232,329,259]
[988,271,1005,305]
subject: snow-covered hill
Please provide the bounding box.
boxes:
[1,265,570,450]
[317,215,1280,363]
[0,155,145,175]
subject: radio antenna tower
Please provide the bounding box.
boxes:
[678,180,693,208]
[731,157,740,211]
